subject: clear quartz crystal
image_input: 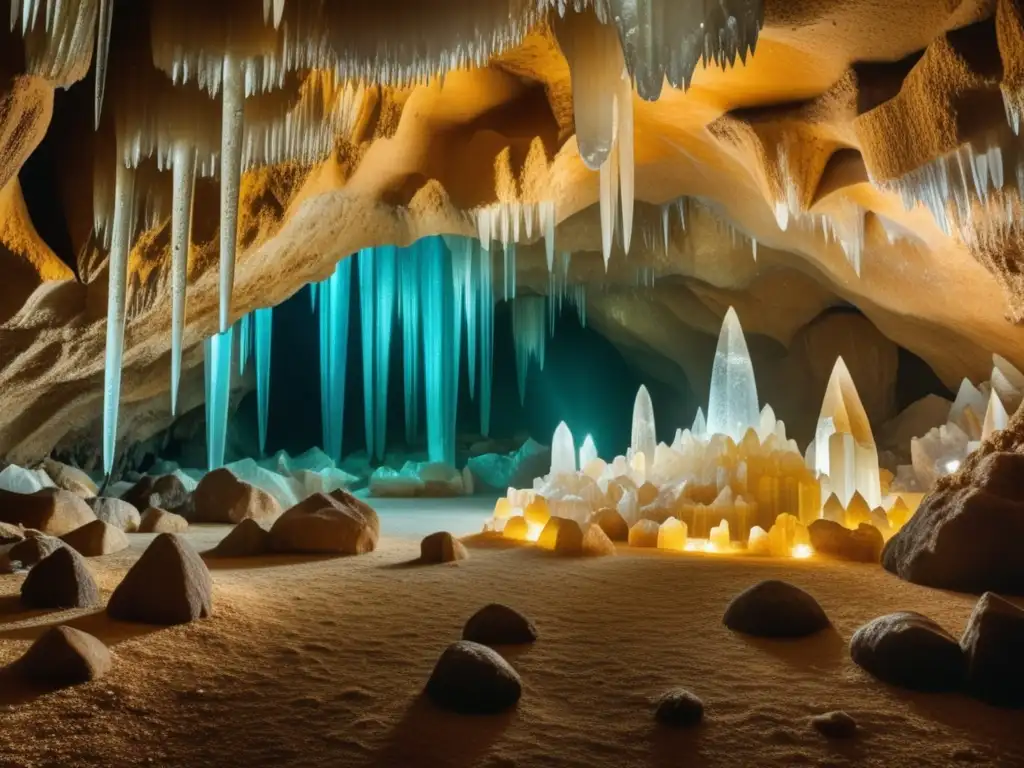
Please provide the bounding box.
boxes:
[706,307,759,443]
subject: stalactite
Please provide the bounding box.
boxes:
[357,248,376,460]
[169,144,196,417]
[219,54,245,332]
[420,237,457,465]
[399,247,421,445]
[373,245,398,460]
[95,0,113,127]
[254,307,273,456]
[237,312,252,374]
[319,259,352,463]
[203,326,234,471]
[512,296,546,406]
[479,243,495,437]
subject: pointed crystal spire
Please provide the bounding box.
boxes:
[691,407,707,437]
[254,307,273,456]
[982,389,1009,440]
[706,308,759,442]
[630,385,657,462]
[550,421,577,476]
[579,434,598,468]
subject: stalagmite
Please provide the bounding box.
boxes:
[320,259,352,464]
[399,247,421,444]
[204,327,234,471]
[254,307,273,456]
[169,144,196,417]
[550,422,577,476]
[692,407,707,438]
[218,55,245,333]
[706,308,760,442]
[630,385,657,463]
[579,434,598,468]
[102,162,136,476]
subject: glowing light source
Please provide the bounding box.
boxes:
[944,459,961,473]
[791,544,813,559]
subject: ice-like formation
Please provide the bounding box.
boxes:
[420,237,457,465]
[512,296,547,405]
[374,247,398,460]
[550,422,577,477]
[0,465,55,495]
[706,307,760,443]
[807,357,882,509]
[203,326,234,470]
[399,247,422,444]
[254,307,273,456]
[309,282,318,312]
[479,241,495,436]
[319,259,352,464]
[630,385,657,464]
[237,313,252,375]
[579,434,598,469]
[358,248,376,459]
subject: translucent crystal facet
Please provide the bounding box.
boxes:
[254,307,273,456]
[319,259,352,464]
[630,385,657,463]
[550,421,577,476]
[706,307,759,442]
[204,326,235,471]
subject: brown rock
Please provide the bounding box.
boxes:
[193,468,282,524]
[420,531,469,563]
[212,519,271,558]
[463,604,537,646]
[269,506,377,555]
[723,580,831,638]
[811,711,857,739]
[13,626,111,686]
[590,507,629,542]
[582,523,616,556]
[20,547,100,609]
[107,533,212,625]
[809,519,883,563]
[0,488,96,536]
[9,534,68,568]
[41,458,98,498]
[88,497,141,532]
[960,592,1024,707]
[139,507,189,534]
[654,689,704,727]
[425,640,522,714]
[850,611,964,691]
[121,474,189,514]
[61,520,130,557]
[0,521,25,544]
[537,516,584,555]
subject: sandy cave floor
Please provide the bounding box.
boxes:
[0,499,1022,768]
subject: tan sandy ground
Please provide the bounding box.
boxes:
[0,516,1022,768]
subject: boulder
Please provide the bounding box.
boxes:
[723,580,831,638]
[88,497,141,532]
[20,547,100,609]
[590,507,629,542]
[849,612,965,691]
[654,689,704,727]
[211,519,271,558]
[582,523,616,557]
[61,520,129,557]
[960,592,1024,707]
[628,519,660,548]
[883,452,1024,593]
[107,534,212,625]
[193,468,282,525]
[139,507,189,534]
[269,492,378,555]
[811,711,857,739]
[12,626,111,685]
[809,520,883,563]
[462,604,537,646]
[0,521,24,544]
[420,532,469,563]
[8,534,68,568]
[41,459,97,498]
[121,474,189,515]
[425,641,522,714]
[537,517,583,555]
[0,488,96,536]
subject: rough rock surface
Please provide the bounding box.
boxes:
[12,626,111,686]
[0,521,25,544]
[462,604,537,646]
[849,612,965,691]
[107,533,212,625]
[212,519,271,558]
[425,640,522,714]
[723,580,831,638]
[590,508,629,542]
[269,492,379,555]
[959,592,1024,707]
[139,507,189,534]
[61,519,129,557]
[884,451,1024,593]
[20,546,100,609]
[811,711,858,739]
[88,497,141,532]
[809,520,884,563]
[537,516,584,555]
[582,523,616,556]
[654,689,704,727]
[41,459,97,498]
[8,533,68,568]
[121,475,189,515]
[193,468,282,525]
[420,532,469,564]
[0,488,95,536]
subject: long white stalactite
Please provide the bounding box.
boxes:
[169,144,196,417]
[219,54,245,333]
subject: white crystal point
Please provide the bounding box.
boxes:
[691,407,707,437]
[982,389,1009,440]
[706,307,759,442]
[630,385,657,463]
[991,353,1024,413]
[550,421,577,476]
[169,143,196,418]
[814,356,881,508]
[757,404,776,442]
[579,434,598,468]
[949,378,988,438]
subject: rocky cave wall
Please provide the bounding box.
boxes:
[1,0,1023,467]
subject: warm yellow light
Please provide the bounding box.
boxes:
[791,544,813,559]
[702,540,719,553]
[683,541,698,552]
[526,521,545,542]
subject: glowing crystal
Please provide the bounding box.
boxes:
[706,308,759,442]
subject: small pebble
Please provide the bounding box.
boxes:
[811,710,857,739]
[654,689,704,727]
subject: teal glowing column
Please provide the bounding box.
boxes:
[478,243,495,436]
[204,325,235,470]
[309,282,317,312]
[254,307,273,456]
[319,259,352,463]
[399,246,421,445]
[237,312,251,374]
[420,237,457,465]
[357,248,376,460]
[373,246,397,461]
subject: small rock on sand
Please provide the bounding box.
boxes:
[425,640,522,714]
[463,604,537,646]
